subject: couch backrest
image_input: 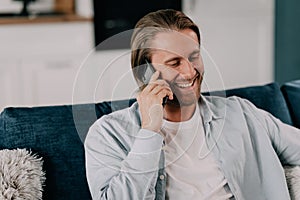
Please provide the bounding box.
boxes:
[0,105,94,200]
[204,82,293,125]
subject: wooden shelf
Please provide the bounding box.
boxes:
[0,14,92,25]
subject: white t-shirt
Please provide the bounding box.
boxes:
[161,104,233,200]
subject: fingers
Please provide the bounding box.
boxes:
[137,72,172,132]
[141,84,173,101]
[151,85,173,100]
[149,71,160,83]
[143,72,173,100]
[144,80,169,92]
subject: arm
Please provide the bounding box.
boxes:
[240,98,300,165]
[85,117,164,200]
[262,111,300,165]
[85,71,171,199]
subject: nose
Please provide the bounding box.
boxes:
[178,59,196,79]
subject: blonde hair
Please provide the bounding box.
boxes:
[130,9,200,89]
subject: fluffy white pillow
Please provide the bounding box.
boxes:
[0,149,45,200]
[285,165,300,200]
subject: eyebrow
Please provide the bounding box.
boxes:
[189,49,201,57]
[164,49,200,64]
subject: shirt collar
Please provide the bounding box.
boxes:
[134,95,225,126]
[199,95,225,124]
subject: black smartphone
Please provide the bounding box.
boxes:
[141,60,156,85]
[141,60,169,106]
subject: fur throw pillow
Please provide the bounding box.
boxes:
[0,149,45,200]
[284,165,300,200]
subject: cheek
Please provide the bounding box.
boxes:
[194,62,204,74]
[195,56,205,73]
[160,67,178,82]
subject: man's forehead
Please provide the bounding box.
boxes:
[149,29,199,57]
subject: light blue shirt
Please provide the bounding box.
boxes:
[85,95,300,200]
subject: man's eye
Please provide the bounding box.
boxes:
[168,61,180,67]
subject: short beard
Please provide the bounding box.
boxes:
[166,71,203,107]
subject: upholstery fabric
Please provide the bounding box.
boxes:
[281,80,300,128]
[204,83,293,125]
[0,105,93,200]
[95,98,137,118]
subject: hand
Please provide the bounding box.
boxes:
[137,71,173,133]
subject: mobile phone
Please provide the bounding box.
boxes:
[141,60,156,85]
[142,60,168,106]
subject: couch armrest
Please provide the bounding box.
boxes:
[281,80,300,128]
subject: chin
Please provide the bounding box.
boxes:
[168,90,200,107]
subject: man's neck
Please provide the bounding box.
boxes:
[163,103,197,122]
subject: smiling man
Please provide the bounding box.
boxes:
[85,9,300,200]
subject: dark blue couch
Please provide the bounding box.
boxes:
[0,80,299,200]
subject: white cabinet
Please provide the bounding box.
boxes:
[0,61,20,109]
[0,21,94,111]
[20,57,83,106]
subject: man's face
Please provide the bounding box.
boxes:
[150,29,204,106]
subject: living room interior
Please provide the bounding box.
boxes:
[0,0,298,112]
[0,0,300,199]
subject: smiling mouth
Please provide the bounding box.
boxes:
[175,72,200,88]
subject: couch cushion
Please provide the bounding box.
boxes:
[204,83,293,125]
[0,104,96,200]
[95,98,137,118]
[281,79,300,128]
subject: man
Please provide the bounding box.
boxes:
[85,9,300,200]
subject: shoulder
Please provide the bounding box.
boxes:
[85,102,141,145]
[202,95,266,122]
[99,101,141,126]
[203,95,256,112]
[93,101,141,132]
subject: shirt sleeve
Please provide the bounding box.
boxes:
[84,116,164,200]
[239,98,300,166]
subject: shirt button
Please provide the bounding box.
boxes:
[159,175,165,180]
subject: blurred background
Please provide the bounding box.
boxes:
[0,0,299,112]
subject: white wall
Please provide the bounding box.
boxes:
[184,0,274,91]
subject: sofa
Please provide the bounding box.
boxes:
[0,79,299,200]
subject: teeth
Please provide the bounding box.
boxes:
[175,73,199,88]
[177,82,193,88]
